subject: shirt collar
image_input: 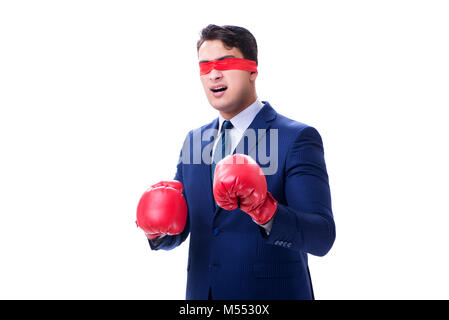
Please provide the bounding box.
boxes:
[217,98,264,133]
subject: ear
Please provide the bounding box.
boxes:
[249,71,258,81]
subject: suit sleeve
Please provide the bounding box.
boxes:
[264,126,336,256]
[148,133,191,251]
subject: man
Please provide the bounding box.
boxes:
[136,24,336,300]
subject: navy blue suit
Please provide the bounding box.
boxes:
[149,101,335,300]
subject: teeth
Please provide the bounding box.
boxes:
[212,86,227,92]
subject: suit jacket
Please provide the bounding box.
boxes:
[149,101,336,300]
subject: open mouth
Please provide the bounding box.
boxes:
[211,86,227,93]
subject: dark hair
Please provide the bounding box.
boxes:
[197,24,258,65]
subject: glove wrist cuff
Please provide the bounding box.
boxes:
[249,192,278,225]
[146,232,164,240]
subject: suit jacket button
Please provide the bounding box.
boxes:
[213,228,220,236]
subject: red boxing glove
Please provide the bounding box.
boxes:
[213,154,278,225]
[136,180,187,240]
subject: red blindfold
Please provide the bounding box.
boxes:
[199,58,257,75]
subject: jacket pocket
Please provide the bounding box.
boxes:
[252,262,302,279]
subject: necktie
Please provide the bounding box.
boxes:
[211,120,233,183]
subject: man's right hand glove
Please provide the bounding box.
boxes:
[136,180,187,240]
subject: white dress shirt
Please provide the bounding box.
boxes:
[212,98,275,234]
[212,98,264,157]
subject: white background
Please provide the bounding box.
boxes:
[1,0,448,299]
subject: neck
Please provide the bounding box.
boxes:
[219,94,258,120]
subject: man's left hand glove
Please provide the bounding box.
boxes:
[213,153,278,225]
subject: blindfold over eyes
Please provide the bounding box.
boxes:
[199,58,257,75]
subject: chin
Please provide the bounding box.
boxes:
[209,98,232,112]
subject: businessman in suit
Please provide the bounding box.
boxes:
[136,24,336,300]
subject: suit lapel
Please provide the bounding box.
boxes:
[197,118,219,214]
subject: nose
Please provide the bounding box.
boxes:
[208,69,223,81]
